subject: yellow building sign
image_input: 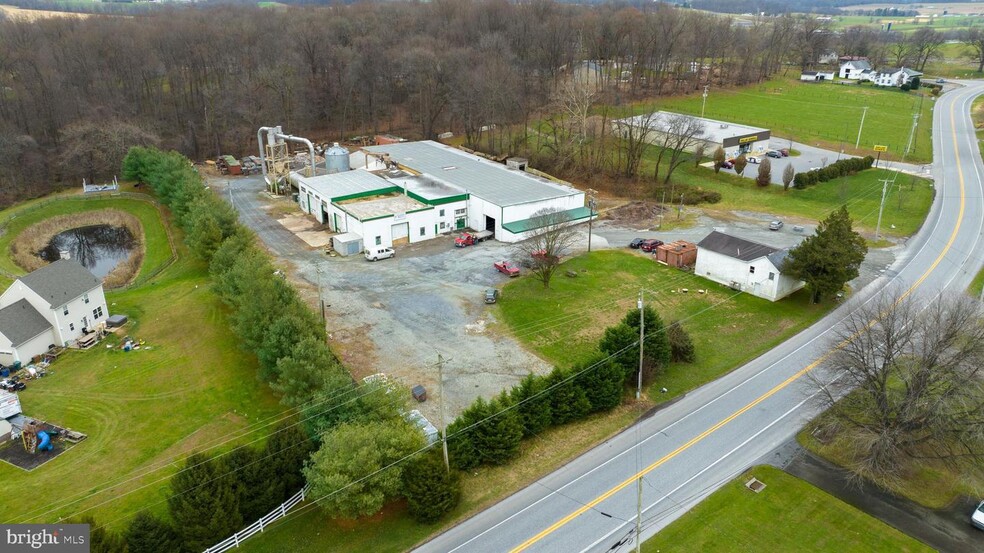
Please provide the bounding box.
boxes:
[873,145,888,152]
[738,135,758,144]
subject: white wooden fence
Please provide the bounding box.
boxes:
[203,485,310,553]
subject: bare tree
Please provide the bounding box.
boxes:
[652,113,706,185]
[755,157,771,187]
[515,207,581,289]
[612,110,657,179]
[809,290,984,483]
[712,146,725,173]
[909,28,945,71]
[963,28,984,73]
[888,37,914,68]
[782,163,795,190]
[692,143,706,168]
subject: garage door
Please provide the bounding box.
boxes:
[391,222,409,245]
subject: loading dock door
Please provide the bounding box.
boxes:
[392,222,410,245]
[485,215,496,238]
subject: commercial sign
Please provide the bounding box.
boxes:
[2,524,89,552]
[873,145,888,152]
[738,135,759,144]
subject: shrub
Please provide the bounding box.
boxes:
[667,321,696,363]
[402,450,461,523]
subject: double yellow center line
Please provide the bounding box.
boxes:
[511,88,973,552]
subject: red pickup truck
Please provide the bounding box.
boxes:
[494,261,520,277]
[454,230,493,247]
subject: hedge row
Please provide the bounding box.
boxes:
[793,155,874,189]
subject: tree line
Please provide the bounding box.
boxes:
[1,1,810,206]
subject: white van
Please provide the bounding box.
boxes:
[364,246,395,261]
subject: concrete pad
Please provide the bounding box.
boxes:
[277,214,333,248]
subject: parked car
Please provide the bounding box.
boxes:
[747,156,760,164]
[973,500,984,530]
[639,239,664,252]
[494,261,520,277]
[364,246,395,261]
[629,238,646,249]
[484,289,500,304]
[936,78,946,84]
[769,220,784,231]
[766,150,782,159]
[721,159,735,169]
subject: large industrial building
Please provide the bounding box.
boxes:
[615,111,771,160]
[290,140,590,252]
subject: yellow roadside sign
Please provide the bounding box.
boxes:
[873,145,888,152]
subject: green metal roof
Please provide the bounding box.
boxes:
[502,206,594,234]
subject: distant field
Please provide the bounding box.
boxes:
[841,3,984,16]
[643,465,934,553]
[643,77,934,163]
[0,4,92,19]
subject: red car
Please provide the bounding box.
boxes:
[494,260,520,277]
[639,239,664,252]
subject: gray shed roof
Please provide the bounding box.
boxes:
[766,249,792,270]
[364,141,581,207]
[0,299,52,347]
[697,231,779,262]
[20,259,101,308]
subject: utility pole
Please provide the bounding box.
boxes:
[677,193,684,220]
[227,180,233,209]
[438,353,450,472]
[875,177,892,239]
[904,113,920,158]
[700,85,709,119]
[317,263,325,323]
[636,291,644,400]
[855,106,869,149]
[659,188,667,230]
[587,189,597,252]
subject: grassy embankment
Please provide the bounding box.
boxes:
[643,465,934,553]
[0,188,285,529]
[636,77,934,163]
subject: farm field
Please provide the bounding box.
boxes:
[642,465,934,553]
[0,194,286,530]
[644,77,934,163]
[0,4,93,19]
[497,250,829,399]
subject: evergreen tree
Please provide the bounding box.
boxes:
[624,305,672,383]
[264,420,316,503]
[575,355,624,413]
[783,205,867,303]
[509,373,553,437]
[168,453,242,552]
[471,392,523,465]
[446,398,485,470]
[667,321,696,363]
[546,367,591,425]
[402,450,461,523]
[734,154,748,176]
[223,446,280,522]
[73,516,125,553]
[273,337,346,408]
[599,322,639,382]
[256,312,321,382]
[124,511,182,553]
[713,146,726,173]
[304,419,424,519]
[756,157,772,187]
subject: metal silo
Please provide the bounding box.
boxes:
[325,142,350,174]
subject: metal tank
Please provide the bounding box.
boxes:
[325,142,350,174]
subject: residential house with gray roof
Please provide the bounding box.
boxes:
[694,231,804,302]
[0,259,108,365]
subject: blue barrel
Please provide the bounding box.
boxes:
[0,368,8,377]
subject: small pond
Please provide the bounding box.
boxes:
[39,225,136,278]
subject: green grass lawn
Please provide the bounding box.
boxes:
[0,194,285,530]
[970,267,984,298]
[642,77,934,163]
[497,251,829,400]
[650,162,934,239]
[643,465,933,553]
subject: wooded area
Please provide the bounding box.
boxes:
[0,1,798,204]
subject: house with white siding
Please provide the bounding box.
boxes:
[694,231,804,302]
[873,67,923,88]
[0,260,109,365]
[839,60,872,80]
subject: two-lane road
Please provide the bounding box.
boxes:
[416,81,984,553]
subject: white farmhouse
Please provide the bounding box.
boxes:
[0,260,109,365]
[694,231,804,302]
[873,67,923,87]
[839,60,873,80]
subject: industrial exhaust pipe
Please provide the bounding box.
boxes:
[256,126,318,191]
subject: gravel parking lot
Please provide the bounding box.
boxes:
[212,174,899,421]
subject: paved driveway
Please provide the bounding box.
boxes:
[715,139,931,185]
